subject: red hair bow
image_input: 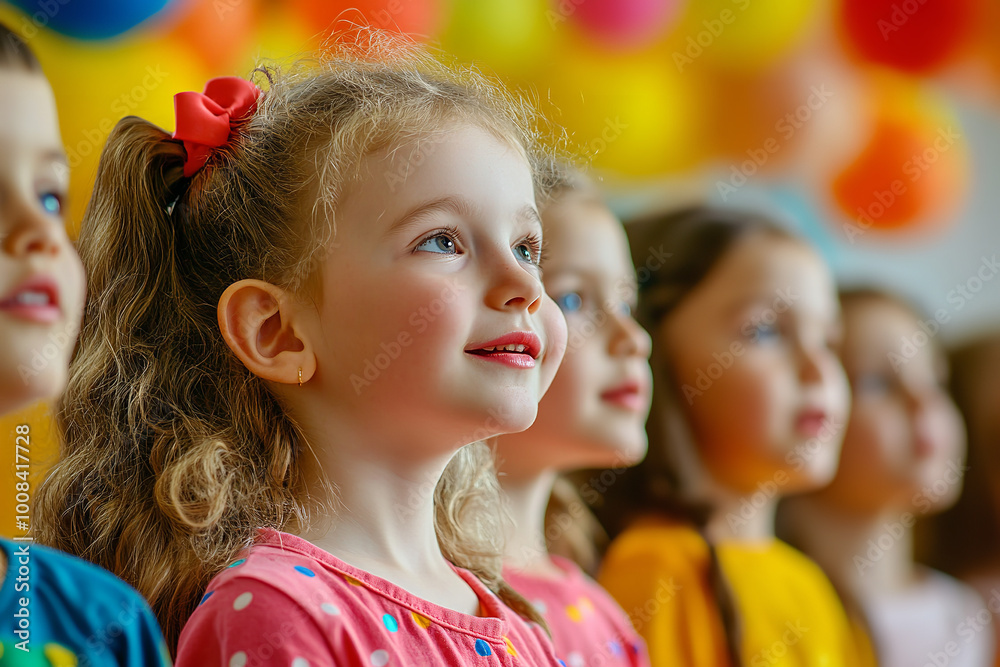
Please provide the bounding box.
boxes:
[173,77,261,178]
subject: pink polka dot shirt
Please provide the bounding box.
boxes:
[175,528,563,667]
[503,557,649,667]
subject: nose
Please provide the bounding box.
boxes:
[484,246,543,315]
[3,196,65,259]
[608,308,652,359]
[797,344,825,385]
[906,387,962,460]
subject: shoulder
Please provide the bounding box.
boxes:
[3,539,158,621]
[601,519,709,579]
[0,539,168,665]
[187,536,368,627]
[6,539,152,607]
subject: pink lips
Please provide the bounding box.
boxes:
[796,408,828,437]
[0,275,61,324]
[466,331,541,370]
[600,380,647,412]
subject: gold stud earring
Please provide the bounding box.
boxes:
[298,367,303,387]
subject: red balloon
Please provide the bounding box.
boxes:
[288,0,443,39]
[838,0,979,74]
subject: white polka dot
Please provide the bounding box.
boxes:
[229,652,248,667]
[532,599,547,614]
[233,592,253,610]
[568,652,585,667]
[321,602,341,615]
[370,649,389,667]
[292,659,310,667]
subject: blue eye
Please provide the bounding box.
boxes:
[855,373,892,395]
[416,233,457,254]
[620,302,633,317]
[752,322,779,342]
[555,292,583,313]
[40,192,62,215]
[515,243,533,263]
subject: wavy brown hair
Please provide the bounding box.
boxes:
[34,29,558,652]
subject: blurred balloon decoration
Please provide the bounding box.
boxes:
[830,76,968,236]
[7,0,175,40]
[838,0,979,74]
[541,48,707,176]
[168,0,259,73]
[665,0,817,73]
[288,0,443,39]
[439,0,552,76]
[565,0,682,51]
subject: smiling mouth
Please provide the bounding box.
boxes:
[465,332,541,369]
[0,278,61,324]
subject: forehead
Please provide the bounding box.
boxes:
[541,195,633,276]
[0,70,62,156]
[704,233,834,311]
[351,123,533,201]
[842,297,941,370]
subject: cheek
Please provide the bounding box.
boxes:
[697,355,788,449]
[322,273,470,385]
[927,401,966,464]
[841,404,908,481]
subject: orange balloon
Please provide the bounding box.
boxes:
[288,0,444,40]
[169,0,259,73]
[831,82,967,237]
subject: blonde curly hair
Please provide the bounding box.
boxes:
[34,28,559,652]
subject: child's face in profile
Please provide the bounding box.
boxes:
[0,70,86,415]
[306,123,566,457]
[663,234,850,496]
[499,193,652,474]
[825,297,965,514]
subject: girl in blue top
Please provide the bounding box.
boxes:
[0,21,169,666]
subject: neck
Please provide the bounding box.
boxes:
[293,408,458,581]
[785,497,917,598]
[498,467,562,577]
[704,487,778,543]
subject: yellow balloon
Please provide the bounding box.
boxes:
[238,5,315,74]
[664,0,817,73]
[439,0,553,77]
[539,49,708,176]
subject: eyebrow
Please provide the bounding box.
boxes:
[384,195,542,238]
[41,148,67,164]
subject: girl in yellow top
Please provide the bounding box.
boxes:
[596,207,868,667]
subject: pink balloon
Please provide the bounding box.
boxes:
[567,0,680,48]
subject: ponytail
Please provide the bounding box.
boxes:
[35,114,311,649]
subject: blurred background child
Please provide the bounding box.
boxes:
[920,332,1000,666]
[496,171,652,667]
[779,289,993,667]
[597,207,861,667]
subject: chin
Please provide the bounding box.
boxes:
[1,368,66,412]
[482,401,539,437]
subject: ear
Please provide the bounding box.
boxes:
[218,279,316,385]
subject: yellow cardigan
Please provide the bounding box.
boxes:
[598,518,876,667]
